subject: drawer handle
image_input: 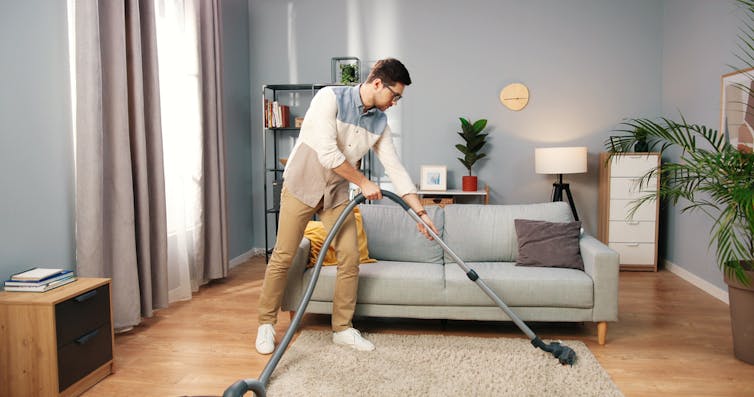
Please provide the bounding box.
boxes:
[626,243,640,247]
[75,329,100,345]
[626,221,640,225]
[74,290,98,303]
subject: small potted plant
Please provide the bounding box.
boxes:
[633,125,650,152]
[455,117,488,191]
[340,63,359,85]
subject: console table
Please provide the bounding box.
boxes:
[418,185,489,207]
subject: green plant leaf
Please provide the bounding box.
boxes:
[455,117,488,174]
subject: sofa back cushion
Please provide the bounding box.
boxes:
[443,202,574,262]
[358,204,445,263]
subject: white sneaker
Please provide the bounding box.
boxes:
[332,328,375,351]
[255,324,276,354]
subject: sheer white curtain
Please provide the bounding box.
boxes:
[154,0,202,302]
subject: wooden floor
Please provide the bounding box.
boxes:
[83,257,754,397]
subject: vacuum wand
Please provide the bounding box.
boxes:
[399,192,576,366]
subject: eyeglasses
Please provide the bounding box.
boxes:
[384,84,402,103]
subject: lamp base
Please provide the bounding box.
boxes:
[552,174,579,221]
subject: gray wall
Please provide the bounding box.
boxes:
[661,0,741,289]
[0,1,75,283]
[222,0,253,259]
[248,0,663,244]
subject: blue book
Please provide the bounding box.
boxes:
[4,276,77,292]
[6,269,74,285]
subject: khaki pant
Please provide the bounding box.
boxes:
[257,187,360,331]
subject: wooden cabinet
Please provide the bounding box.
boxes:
[0,278,113,396]
[598,152,660,271]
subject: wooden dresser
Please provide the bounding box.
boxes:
[0,278,113,396]
[598,152,661,271]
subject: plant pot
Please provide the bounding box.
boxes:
[462,176,478,192]
[634,140,649,152]
[724,266,754,364]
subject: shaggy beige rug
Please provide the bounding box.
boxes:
[267,330,622,396]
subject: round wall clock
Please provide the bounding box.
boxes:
[499,83,530,111]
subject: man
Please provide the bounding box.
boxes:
[256,58,438,354]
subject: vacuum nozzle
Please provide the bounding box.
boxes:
[531,337,577,366]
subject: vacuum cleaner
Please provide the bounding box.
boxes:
[223,190,576,397]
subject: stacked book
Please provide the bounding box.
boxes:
[4,268,77,292]
[264,99,291,128]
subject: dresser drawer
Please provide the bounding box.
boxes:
[608,221,655,242]
[609,242,656,265]
[55,285,110,346]
[609,154,658,177]
[57,323,113,392]
[609,199,657,221]
[609,177,657,199]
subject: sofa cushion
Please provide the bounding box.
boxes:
[514,219,584,270]
[358,204,444,263]
[443,202,574,263]
[303,207,376,267]
[304,261,446,305]
[444,262,593,308]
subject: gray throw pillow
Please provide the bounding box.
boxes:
[514,219,584,270]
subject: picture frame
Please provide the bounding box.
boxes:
[331,57,360,85]
[420,165,447,191]
[720,68,754,152]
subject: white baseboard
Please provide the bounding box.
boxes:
[230,248,264,268]
[664,259,729,304]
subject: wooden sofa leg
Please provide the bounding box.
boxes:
[289,311,295,322]
[597,321,607,345]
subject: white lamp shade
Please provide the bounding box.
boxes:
[535,146,588,174]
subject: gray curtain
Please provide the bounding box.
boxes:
[74,0,169,329]
[74,0,229,327]
[195,0,229,286]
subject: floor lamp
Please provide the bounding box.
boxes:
[534,147,587,221]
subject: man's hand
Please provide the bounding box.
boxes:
[332,161,382,200]
[360,180,382,201]
[416,214,439,240]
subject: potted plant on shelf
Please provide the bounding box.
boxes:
[340,63,359,85]
[605,117,754,363]
[455,117,488,191]
[633,125,650,152]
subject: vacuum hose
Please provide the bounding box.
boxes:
[223,190,575,396]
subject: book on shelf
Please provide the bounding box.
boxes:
[264,100,291,128]
[3,275,77,293]
[4,270,75,287]
[10,267,70,282]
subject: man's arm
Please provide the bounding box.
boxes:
[332,161,382,200]
[401,193,439,240]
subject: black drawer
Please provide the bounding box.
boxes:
[55,285,110,346]
[57,323,113,392]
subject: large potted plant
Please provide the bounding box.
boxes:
[455,117,488,191]
[605,117,754,363]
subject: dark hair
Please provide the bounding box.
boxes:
[366,58,412,86]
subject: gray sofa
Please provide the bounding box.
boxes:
[281,202,619,344]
